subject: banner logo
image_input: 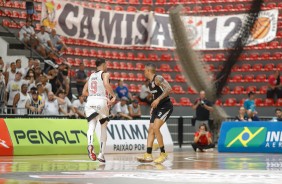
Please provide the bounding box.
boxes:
[0,139,9,148]
[41,0,278,49]
[251,17,271,40]
[225,127,267,148]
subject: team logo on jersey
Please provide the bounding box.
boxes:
[151,82,155,88]
[225,127,267,148]
[0,139,9,149]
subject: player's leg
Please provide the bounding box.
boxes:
[153,105,173,164]
[152,118,168,164]
[153,119,165,152]
[85,104,99,161]
[137,113,156,163]
[87,118,98,161]
[97,99,110,163]
[97,121,108,163]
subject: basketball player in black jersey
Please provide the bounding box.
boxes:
[137,63,173,164]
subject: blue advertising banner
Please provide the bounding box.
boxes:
[218,122,282,153]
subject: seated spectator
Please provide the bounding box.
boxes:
[25,0,35,24]
[36,26,56,58]
[43,91,65,115]
[23,69,36,91]
[129,100,141,119]
[5,71,23,114]
[267,70,282,101]
[112,97,132,120]
[57,89,75,116]
[39,74,52,97]
[54,64,71,100]
[192,123,215,152]
[24,58,35,75]
[34,66,43,83]
[18,20,36,48]
[13,83,30,115]
[0,69,6,114]
[5,62,16,83]
[115,79,132,101]
[26,89,44,115]
[50,29,67,56]
[33,59,40,69]
[271,108,282,122]
[235,107,248,122]
[0,57,5,70]
[139,79,152,105]
[72,94,86,118]
[36,83,46,102]
[76,62,87,95]
[244,92,259,121]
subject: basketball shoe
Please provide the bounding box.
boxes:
[137,153,153,163]
[97,153,106,163]
[87,145,96,161]
[154,152,168,164]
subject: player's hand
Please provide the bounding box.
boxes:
[151,98,160,108]
[150,108,153,115]
[109,96,116,106]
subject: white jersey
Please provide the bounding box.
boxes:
[87,71,107,100]
[16,92,30,115]
[44,99,59,115]
[6,80,22,106]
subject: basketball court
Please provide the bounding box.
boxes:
[0,146,281,184]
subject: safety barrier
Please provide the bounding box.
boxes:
[96,120,173,153]
[0,118,99,156]
[0,118,173,155]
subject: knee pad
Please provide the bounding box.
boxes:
[87,112,99,122]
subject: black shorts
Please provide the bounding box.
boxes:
[150,101,173,123]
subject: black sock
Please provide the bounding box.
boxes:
[160,146,165,153]
[147,147,152,154]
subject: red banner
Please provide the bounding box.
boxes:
[0,119,13,156]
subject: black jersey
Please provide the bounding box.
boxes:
[28,99,43,114]
[149,75,170,106]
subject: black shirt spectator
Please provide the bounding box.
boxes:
[192,90,213,131]
[195,99,212,121]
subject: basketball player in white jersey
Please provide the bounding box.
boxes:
[82,58,116,162]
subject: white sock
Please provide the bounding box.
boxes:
[100,121,108,155]
[87,119,97,146]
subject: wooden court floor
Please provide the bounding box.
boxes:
[0,147,282,184]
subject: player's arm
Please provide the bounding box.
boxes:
[151,75,172,108]
[103,73,116,104]
[82,81,89,97]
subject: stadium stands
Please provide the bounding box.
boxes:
[0,0,281,111]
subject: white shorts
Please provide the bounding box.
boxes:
[85,97,109,120]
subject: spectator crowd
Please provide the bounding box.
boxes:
[0,57,143,120]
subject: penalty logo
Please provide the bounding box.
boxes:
[225,127,267,148]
